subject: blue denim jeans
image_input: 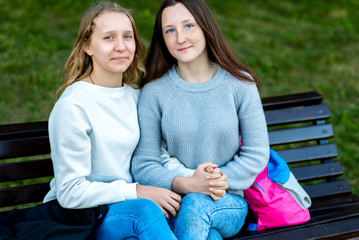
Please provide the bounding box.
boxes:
[96,199,176,240]
[169,192,248,240]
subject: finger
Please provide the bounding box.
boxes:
[209,180,227,187]
[210,193,220,201]
[168,196,181,212]
[213,167,221,173]
[160,206,169,219]
[199,162,218,169]
[209,182,228,191]
[209,187,226,197]
[162,202,178,218]
[220,173,228,181]
[170,192,182,203]
[205,166,214,173]
[207,172,222,179]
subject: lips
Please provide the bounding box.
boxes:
[112,56,129,61]
[178,46,192,52]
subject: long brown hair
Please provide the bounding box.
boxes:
[59,1,146,93]
[141,0,259,88]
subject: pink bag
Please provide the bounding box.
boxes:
[244,149,311,231]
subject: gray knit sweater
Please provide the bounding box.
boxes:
[131,66,269,197]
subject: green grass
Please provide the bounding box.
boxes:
[0,0,358,195]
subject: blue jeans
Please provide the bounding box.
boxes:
[169,192,248,240]
[96,199,176,240]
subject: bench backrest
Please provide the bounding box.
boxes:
[0,91,353,210]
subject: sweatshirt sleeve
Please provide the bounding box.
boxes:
[49,98,137,209]
[161,141,195,177]
[221,83,270,195]
[131,86,179,189]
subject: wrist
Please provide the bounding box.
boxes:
[171,176,196,194]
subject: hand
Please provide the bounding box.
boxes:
[136,184,181,219]
[208,172,228,200]
[191,162,228,200]
[204,165,228,201]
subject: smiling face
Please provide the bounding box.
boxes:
[84,12,136,79]
[161,2,207,65]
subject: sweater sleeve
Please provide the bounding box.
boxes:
[131,86,179,189]
[161,141,195,177]
[49,98,137,209]
[220,83,270,195]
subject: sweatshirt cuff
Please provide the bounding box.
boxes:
[123,182,138,200]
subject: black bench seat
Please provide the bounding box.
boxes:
[1,91,359,239]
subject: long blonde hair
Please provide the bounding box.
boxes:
[59,1,145,93]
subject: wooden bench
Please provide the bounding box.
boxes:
[1,91,359,239]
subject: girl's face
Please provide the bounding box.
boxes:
[85,12,136,78]
[161,3,207,65]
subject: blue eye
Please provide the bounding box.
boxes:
[124,35,132,39]
[166,29,174,34]
[105,36,114,40]
[186,24,194,29]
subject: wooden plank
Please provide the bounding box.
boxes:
[0,183,50,207]
[268,124,333,146]
[265,104,330,126]
[291,162,343,182]
[231,217,359,240]
[0,159,53,182]
[275,143,337,164]
[303,180,352,199]
[262,91,323,111]
[0,121,48,140]
[310,202,359,220]
[0,136,50,160]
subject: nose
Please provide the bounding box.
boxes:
[115,39,126,52]
[176,29,186,44]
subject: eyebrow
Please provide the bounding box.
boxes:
[100,30,134,35]
[163,19,194,28]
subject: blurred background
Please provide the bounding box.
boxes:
[0,0,358,194]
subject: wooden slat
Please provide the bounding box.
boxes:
[275,143,338,164]
[0,121,48,140]
[265,104,330,126]
[0,183,50,207]
[262,91,323,111]
[303,180,352,199]
[291,162,343,182]
[0,136,50,160]
[0,159,53,182]
[310,202,359,220]
[268,124,333,146]
[233,217,359,240]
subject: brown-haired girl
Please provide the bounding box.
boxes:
[132,0,270,238]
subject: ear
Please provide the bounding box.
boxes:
[83,43,93,56]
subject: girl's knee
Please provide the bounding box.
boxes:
[182,193,209,206]
[180,193,211,217]
[133,199,163,219]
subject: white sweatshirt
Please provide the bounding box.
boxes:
[44,81,139,209]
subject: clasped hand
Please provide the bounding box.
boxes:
[191,162,228,201]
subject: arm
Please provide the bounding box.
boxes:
[162,141,228,200]
[132,86,227,198]
[161,141,195,177]
[49,98,137,209]
[220,83,270,195]
[131,87,178,189]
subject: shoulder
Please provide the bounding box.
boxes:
[124,84,140,103]
[221,68,258,93]
[140,71,174,99]
[55,83,85,108]
[50,82,91,121]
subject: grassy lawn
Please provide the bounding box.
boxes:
[1,0,358,194]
